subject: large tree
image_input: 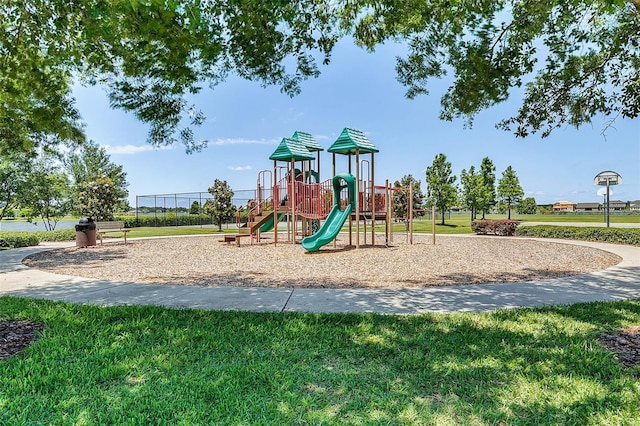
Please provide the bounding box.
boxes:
[19,156,73,231]
[204,179,235,232]
[64,140,129,214]
[425,154,457,225]
[497,166,525,220]
[3,2,636,157]
[344,0,640,137]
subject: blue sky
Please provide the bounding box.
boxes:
[72,39,640,207]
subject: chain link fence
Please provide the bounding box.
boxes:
[134,190,257,227]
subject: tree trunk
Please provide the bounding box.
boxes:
[441,208,446,225]
[507,205,511,220]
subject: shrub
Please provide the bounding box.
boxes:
[115,214,214,228]
[471,220,520,236]
[0,232,40,248]
[36,229,76,242]
[515,225,640,246]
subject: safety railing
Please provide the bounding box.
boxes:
[294,179,333,219]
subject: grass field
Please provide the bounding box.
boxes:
[387,213,640,235]
[511,213,640,223]
[124,213,640,238]
[1,297,639,425]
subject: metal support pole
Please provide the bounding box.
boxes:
[432,205,436,245]
[409,185,414,244]
[606,178,611,228]
[385,179,389,246]
[355,150,360,249]
[371,154,375,246]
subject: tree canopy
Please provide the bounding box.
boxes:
[2,1,637,156]
[345,0,640,137]
[0,155,31,220]
[1,0,337,155]
[64,140,129,208]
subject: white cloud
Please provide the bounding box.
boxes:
[102,144,174,155]
[228,165,253,171]
[286,111,304,122]
[209,138,277,146]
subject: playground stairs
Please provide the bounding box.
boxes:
[220,210,275,246]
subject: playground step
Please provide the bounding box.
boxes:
[219,234,251,246]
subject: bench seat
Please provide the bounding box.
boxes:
[95,221,130,245]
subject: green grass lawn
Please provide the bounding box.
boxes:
[125,226,231,239]
[127,213,640,239]
[2,297,639,425]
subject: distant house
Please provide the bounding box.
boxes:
[575,202,600,212]
[630,200,640,212]
[609,200,627,211]
[553,200,575,212]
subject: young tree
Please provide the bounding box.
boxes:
[479,157,496,219]
[77,175,120,221]
[497,166,525,220]
[189,201,201,215]
[425,154,457,225]
[393,174,425,224]
[459,166,484,221]
[517,197,538,215]
[204,179,236,231]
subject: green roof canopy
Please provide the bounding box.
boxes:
[269,138,315,161]
[292,131,323,152]
[327,128,379,154]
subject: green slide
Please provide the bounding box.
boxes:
[301,173,356,252]
[259,213,285,233]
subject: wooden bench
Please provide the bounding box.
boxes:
[95,221,130,245]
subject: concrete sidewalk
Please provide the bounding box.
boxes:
[1,238,639,314]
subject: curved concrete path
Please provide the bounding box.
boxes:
[1,237,639,314]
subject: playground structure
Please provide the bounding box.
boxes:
[228,128,416,251]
